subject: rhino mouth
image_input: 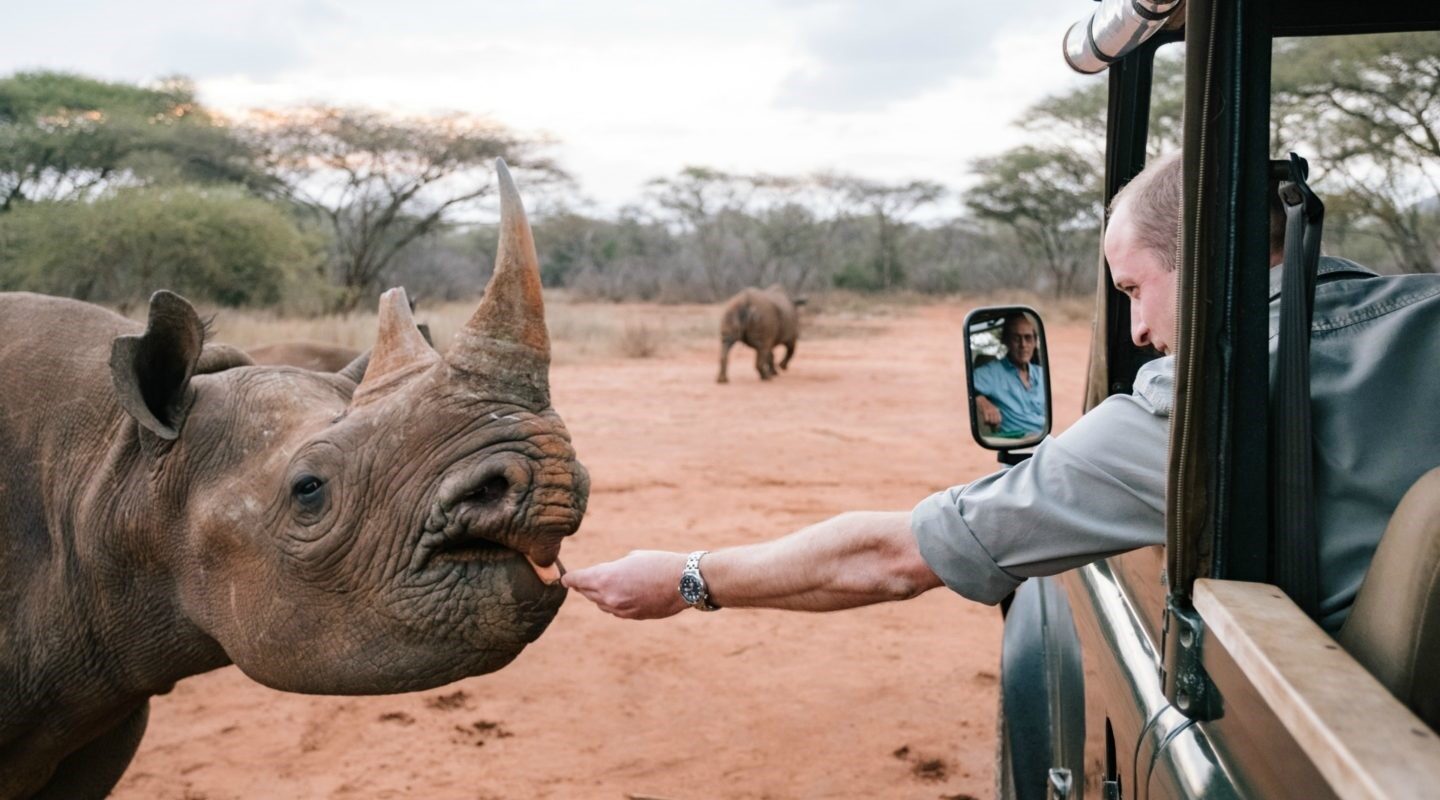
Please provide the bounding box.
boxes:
[422,473,566,584]
[432,535,511,563]
[430,533,564,584]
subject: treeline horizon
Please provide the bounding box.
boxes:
[2,33,1436,313]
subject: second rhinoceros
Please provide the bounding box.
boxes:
[247,339,362,372]
[0,161,588,799]
[716,284,803,383]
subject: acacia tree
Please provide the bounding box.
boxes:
[1020,50,1185,160]
[0,71,261,211]
[244,106,564,308]
[962,51,1179,297]
[820,173,943,291]
[643,166,763,297]
[1272,33,1440,272]
[964,145,1101,296]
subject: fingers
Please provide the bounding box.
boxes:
[562,550,689,620]
[975,396,1001,427]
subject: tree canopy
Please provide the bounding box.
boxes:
[2,33,1436,312]
[0,71,263,211]
[1273,33,1440,272]
[242,106,564,308]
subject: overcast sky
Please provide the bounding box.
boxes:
[4,0,1102,213]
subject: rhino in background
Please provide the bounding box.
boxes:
[717,284,805,383]
[247,339,362,372]
[247,301,433,374]
[0,161,588,799]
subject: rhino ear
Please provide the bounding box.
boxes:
[110,291,205,440]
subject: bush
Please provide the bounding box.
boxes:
[831,260,886,292]
[615,320,661,358]
[0,186,323,307]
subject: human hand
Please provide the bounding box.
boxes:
[976,395,1002,427]
[562,550,690,620]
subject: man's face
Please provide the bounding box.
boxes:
[1004,318,1037,367]
[1103,204,1177,354]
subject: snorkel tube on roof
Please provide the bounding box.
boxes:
[1063,0,1184,74]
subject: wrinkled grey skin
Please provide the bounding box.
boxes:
[717,284,803,383]
[0,162,588,799]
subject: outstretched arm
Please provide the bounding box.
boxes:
[562,511,943,619]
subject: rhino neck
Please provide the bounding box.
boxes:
[30,418,231,695]
[84,421,235,687]
[0,389,229,795]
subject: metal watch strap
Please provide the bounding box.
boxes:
[683,550,720,612]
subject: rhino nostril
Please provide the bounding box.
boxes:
[465,475,510,506]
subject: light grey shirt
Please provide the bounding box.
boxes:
[913,356,1172,605]
[914,258,1440,630]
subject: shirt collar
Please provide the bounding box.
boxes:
[1267,256,1379,301]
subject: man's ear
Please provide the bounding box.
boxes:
[109,291,205,440]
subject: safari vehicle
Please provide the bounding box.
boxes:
[962,1,1440,797]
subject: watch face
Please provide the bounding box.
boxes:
[679,573,704,604]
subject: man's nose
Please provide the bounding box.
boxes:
[1131,316,1151,348]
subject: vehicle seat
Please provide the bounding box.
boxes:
[1338,467,1440,731]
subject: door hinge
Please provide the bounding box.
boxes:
[1161,597,1222,720]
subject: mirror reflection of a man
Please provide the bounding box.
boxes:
[973,314,1046,439]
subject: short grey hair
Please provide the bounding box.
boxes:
[1001,312,1033,339]
[1109,152,1184,272]
[1109,151,1287,272]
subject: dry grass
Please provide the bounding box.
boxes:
[195,289,1092,364]
[202,292,720,365]
[805,289,1093,325]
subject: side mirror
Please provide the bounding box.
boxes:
[963,306,1053,454]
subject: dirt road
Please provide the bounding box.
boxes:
[114,302,1089,800]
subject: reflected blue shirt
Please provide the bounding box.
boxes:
[972,357,1046,437]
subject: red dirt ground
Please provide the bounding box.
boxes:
[112,303,1090,800]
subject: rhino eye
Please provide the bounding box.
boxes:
[291,474,326,510]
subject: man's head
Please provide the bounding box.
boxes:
[1002,313,1038,367]
[1103,152,1287,355]
[1104,152,1182,354]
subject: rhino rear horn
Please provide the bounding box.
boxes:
[339,289,440,387]
[110,291,205,440]
[445,159,550,407]
[351,287,440,400]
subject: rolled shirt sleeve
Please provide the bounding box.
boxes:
[913,357,1174,604]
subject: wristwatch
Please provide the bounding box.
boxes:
[678,550,720,611]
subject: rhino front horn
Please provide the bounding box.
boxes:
[446,159,551,408]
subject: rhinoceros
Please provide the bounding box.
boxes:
[247,301,432,374]
[247,339,362,372]
[0,161,588,799]
[716,284,803,383]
